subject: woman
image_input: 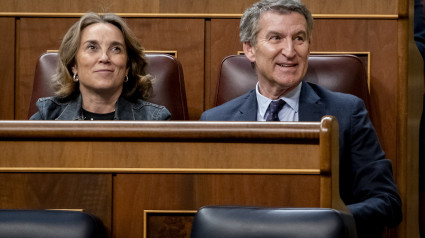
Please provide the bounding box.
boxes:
[30,12,171,120]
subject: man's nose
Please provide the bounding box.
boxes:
[280,39,296,58]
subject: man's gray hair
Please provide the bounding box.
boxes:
[239,0,313,45]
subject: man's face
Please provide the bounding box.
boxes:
[243,11,310,99]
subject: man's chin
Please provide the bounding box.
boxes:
[273,75,302,86]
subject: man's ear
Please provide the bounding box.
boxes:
[243,42,256,63]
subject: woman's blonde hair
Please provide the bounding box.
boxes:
[53,12,153,101]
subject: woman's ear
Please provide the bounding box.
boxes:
[71,65,78,75]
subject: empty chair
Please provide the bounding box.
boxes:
[215,54,370,111]
[28,52,188,120]
[0,209,106,238]
[190,206,357,238]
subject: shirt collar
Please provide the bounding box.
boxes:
[256,81,302,120]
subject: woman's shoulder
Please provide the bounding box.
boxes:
[31,96,80,120]
[131,99,171,120]
[131,99,165,108]
[35,96,73,110]
[116,98,171,120]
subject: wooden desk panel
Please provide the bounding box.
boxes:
[0,121,324,172]
[114,173,321,238]
[0,173,113,234]
[0,141,319,171]
[0,117,340,238]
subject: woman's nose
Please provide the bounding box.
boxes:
[99,51,110,63]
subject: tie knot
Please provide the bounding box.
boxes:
[266,99,286,121]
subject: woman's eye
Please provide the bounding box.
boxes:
[111,47,122,53]
[87,44,97,50]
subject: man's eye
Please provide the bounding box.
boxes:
[295,35,306,42]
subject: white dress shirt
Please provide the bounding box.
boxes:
[256,82,301,122]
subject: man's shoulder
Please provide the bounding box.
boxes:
[200,90,255,121]
[304,82,362,105]
[302,82,369,124]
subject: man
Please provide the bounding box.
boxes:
[200,0,402,237]
[414,0,425,235]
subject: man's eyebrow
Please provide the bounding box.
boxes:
[264,30,307,37]
[295,30,307,36]
[265,31,282,37]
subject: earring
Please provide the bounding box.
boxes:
[73,73,79,82]
[124,75,129,83]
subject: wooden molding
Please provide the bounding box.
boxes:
[0,12,399,19]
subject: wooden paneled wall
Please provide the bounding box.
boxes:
[0,0,421,237]
[0,18,15,120]
[2,0,397,14]
[15,17,205,120]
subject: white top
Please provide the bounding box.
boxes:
[256,82,301,122]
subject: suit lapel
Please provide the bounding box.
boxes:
[235,90,258,121]
[299,82,325,122]
[234,84,325,122]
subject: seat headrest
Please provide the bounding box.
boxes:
[216,54,370,111]
[190,206,357,238]
[0,209,106,238]
[28,52,188,120]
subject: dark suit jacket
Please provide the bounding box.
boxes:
[200,82,402,237]
[415,0,425,236]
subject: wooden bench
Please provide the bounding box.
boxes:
[0,116,343,238]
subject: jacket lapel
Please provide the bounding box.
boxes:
[115,97,134,120]
[299,82,325,122]
[56,94,83,120]
[235,90,258,121]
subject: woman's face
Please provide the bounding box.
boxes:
[72,23,129,98]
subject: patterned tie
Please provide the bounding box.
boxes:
[265,99,286,121]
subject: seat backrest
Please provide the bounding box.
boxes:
[0,209,106,238]
[216,54,370,110]
[28,52,188,120]
[190,206,357,238]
